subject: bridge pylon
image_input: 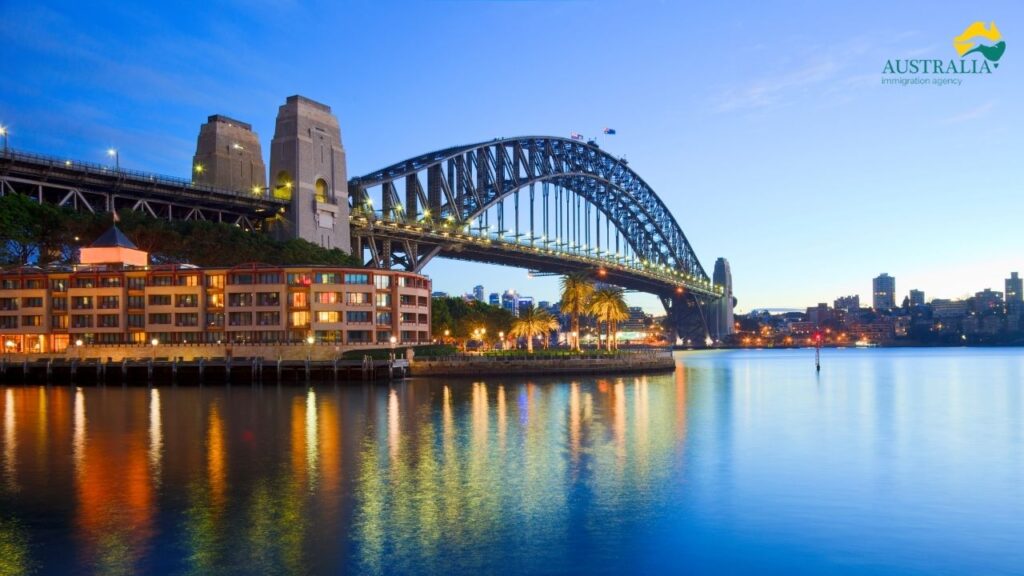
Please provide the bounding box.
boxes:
[269,95,351,252]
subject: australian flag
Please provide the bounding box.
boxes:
[603,127,616,135]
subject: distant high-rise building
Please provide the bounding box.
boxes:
[517,296,535,316]
[432,291,449,298]
[909,289,925,308]
[501,290,518,316]
[973,289,1003,313]
[807,303,833,326]
[710,257,735,340]
[473,285,485,302]
[488,293,500,307]
[834,295,860,312]
[1006,272,1022,313]
[873,273,896,310]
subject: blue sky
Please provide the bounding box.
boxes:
[1,0,1021,312]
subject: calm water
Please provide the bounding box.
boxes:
[1,348,1024,575]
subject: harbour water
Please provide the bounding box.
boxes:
[1,348,1023,575]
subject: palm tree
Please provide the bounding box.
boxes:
[589,287,630,351]
[508,307,559,353]
[559,272,594,351]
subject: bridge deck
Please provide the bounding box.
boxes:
[0,149,286,215]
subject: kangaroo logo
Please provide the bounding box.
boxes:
[953,22,1006,64]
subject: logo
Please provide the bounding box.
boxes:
[882,21,1007,86]
[953,21,1005,65]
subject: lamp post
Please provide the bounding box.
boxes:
[107,148,119,171]
[389,335,397,361]
[75,338,84,360]
[306,334,315,362]
[5,339,16,362]
[0,125,8,155]
[498,331,505,351]
[150,338,159,360]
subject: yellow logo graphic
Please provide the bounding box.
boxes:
[953,22,1006,62]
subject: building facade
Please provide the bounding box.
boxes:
[1006,272,1022,314]
[873,273,896,310]
[909,289,925,308]
[1,240,431,354]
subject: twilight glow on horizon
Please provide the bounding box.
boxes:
[1,0,1020,312]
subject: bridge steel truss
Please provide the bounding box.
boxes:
[0,150,287,228]
[349,136,723,338]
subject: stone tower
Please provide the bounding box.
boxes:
[711,257,736,340]
[268,95,350,252]
[192,115,266,193]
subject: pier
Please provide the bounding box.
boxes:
[0,355,409,384]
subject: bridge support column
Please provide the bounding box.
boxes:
[668,293,713,347]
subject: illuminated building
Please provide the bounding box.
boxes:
[872,273,896,311]
[0,226,431,353]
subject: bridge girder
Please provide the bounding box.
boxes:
[350,136,708,280]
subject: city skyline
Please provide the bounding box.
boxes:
[1,1,1021,312]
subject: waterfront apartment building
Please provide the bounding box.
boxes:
[872,273,896,310]
[0,228,431,354]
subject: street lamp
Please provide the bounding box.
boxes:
[306,334,315,361]
[498,331,505,350]
[75,338,84,359]
[389,335,397,362]
[0,125,8,155]
[150,338,159,360]
[107,148,120,171]
[5,339,17,361]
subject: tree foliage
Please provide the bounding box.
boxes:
[559,272,595,351]
[508,306,559,352]
[431,297,514,348]
[590,286,629,350]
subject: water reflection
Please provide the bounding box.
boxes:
[1,349,1024,574]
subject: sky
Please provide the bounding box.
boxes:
[1,0,1021,313]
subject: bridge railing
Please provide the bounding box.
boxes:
[353,214,724,297]
[1,148,287,204]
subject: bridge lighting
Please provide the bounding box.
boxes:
[106,148,120,170]
[194,164,204,174]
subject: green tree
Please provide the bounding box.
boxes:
[559,272,594,350]
[590,286,629,351]
[508,306,559,353]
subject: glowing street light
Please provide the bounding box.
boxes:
[107,148,120,171]
[0,125,8,154]
[75,338,84,359]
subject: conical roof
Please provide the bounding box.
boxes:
[90,226,138,249]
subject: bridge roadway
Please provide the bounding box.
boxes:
[0,149,286,225]
[351,214,722,301]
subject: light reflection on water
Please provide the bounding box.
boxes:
[0,348,1023,574]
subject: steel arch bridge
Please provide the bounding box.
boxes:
[348,136,724,339]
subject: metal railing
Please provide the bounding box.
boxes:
[1,148,287,205]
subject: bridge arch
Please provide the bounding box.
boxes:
[350,136,708,282]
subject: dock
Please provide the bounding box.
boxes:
[0,356,410,385]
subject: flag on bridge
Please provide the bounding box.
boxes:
[570,132,584,141]
[603,127,616,135]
